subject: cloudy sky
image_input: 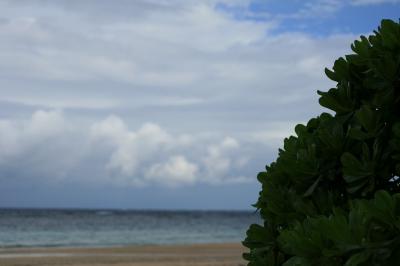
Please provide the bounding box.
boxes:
[0,0,398,209]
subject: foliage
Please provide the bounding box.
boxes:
[243,19,400,266]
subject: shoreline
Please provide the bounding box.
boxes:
[0,242,247,266]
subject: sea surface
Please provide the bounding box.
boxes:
[0,209,261,248]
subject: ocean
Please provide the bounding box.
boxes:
[0,209,261,248]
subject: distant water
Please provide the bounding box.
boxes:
[0,209,261,248]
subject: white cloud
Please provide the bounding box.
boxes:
[0,110,86,180]
[201,136,251,184]
[0,111,257,186]
[220,137,240,149]
[26,110,66,138]
[146,155,198,187]
[90,116,171,177]
[0,113,246,187]
[0,120,20,160]
[89,116,254,186]
[0,110,66,160]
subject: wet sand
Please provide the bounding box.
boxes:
[0,243,247,266]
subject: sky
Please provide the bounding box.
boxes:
[0,0,399,210]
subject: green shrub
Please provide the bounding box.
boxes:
[243,19,400,266]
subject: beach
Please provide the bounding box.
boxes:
[0,209,256,265]
[0,243,247,266]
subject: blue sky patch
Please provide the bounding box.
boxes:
[217,0,400,36]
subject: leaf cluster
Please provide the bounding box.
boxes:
[243,19,400,265]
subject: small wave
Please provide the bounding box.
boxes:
[95,211,113,216]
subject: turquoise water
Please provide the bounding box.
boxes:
[0,209,261,247]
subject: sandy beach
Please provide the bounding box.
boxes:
[0,243,247,266]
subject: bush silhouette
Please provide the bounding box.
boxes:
[243,19,400,266]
